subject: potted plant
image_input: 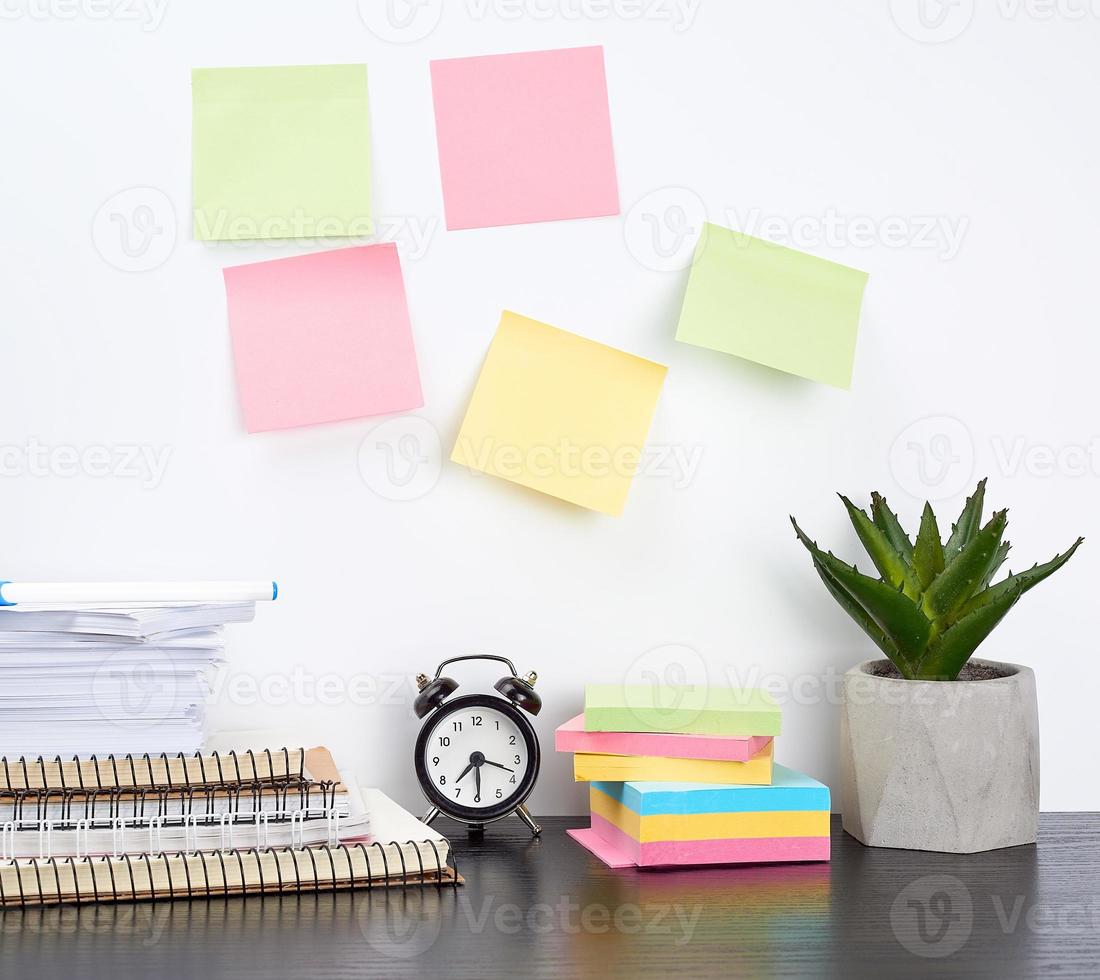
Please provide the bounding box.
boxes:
[792,480,1082,853]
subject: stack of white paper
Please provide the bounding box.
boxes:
[0,604,253,757]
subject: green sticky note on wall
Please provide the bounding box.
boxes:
[675,223,869,389]
[192,65,372,241]
[584,685,782,736]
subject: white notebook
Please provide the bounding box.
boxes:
[0,602,255,640]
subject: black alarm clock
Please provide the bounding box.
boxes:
[413,654,542,836]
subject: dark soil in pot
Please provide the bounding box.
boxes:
[866,660,1014,682]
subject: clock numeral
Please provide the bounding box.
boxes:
[471,715,483,726]
[509,775,516,784]
[439,737,450,747]
[438,775,446,785]
[454,789,461,798]
[453,721,463,732]
[494,720,500,730]
[432,756,440,766]
[509,735,516,745]
[495,788,503,799]
[514,755,521,765]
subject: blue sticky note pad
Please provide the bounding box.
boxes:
[592,764,831,815]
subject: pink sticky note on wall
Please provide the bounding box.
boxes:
[223,244,423,433]
[430,46,620,230]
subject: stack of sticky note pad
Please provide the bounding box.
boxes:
[561,685,831,869]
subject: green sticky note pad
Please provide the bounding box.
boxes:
[584,685,782,736]
[676,223,869,389]
[192,65,372,241]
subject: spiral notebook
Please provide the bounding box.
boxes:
[0,749,458,906]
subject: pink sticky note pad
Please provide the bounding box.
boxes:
[430,46,620,230]
[567,826,638,870]
[555,714,772,762]
[223,244,423,433]
[589,815,832,868]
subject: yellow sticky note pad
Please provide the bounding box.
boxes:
[452,312,667,516]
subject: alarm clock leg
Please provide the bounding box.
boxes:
[516,805,542,838]
[421,806,440,826]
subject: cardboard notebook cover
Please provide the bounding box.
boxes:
[0,747,315,791]
[0,788,461,906]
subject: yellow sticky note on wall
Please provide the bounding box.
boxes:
[452,312,668,516]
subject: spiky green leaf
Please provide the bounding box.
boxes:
[916,585,1022,680]
[792,518,930,670]
[839,495,919,598]
[944,478,987,558]
[870,492,914,564]
[963,537,1084,617]
[921,510,1008,623]
[979,540,1012,590]
[912,503,946,591]
[810,559,908,673]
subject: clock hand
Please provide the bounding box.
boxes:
[474,767,481,803]
[481,759,515,773]
[455,763,474,784]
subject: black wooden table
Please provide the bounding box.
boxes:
[1,815,1097,978]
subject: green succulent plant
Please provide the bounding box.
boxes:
[791,480,1083,681]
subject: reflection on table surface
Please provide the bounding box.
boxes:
[0,815,1093,980]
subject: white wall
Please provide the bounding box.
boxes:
[0,1,1096,814]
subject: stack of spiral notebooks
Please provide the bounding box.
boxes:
[0,746,459,907]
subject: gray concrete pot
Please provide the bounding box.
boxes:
[840,658,1039,853]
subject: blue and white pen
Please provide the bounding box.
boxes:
[0,581,278,606]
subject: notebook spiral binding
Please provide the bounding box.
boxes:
[0,778,340,826]
[0,805,346,860]
[0,839,460,908]
[0,748,305,791]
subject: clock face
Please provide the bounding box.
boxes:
[415,694,540,823]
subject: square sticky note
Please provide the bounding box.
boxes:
[676,223,869,388]
[430,46,619,230]
[193,65,372,241]
[452,312,666,516]
[223,244,422,433]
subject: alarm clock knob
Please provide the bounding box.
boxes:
[413,673,459,718]
[494,670,542,716]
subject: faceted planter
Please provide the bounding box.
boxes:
[840,658,1039,853]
